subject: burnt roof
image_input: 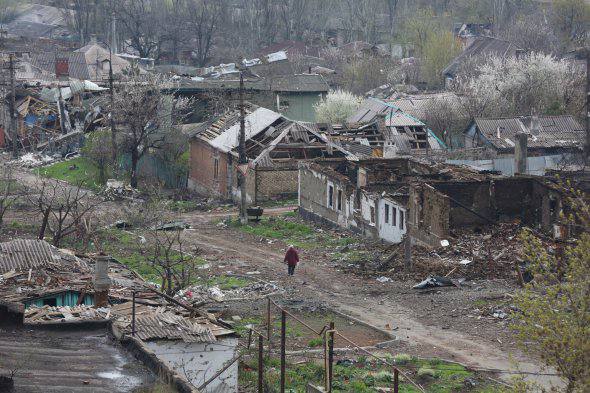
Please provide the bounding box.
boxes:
[472,115,584,151]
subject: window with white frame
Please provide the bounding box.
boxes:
[399,209,404,230]
[392,206,397,227]
[384,203,390,224]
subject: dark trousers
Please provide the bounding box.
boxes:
[288,264,296,275]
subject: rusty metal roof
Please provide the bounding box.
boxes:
[134,311,217,343]
[0,239,58,273]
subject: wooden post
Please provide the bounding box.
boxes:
[280,310,286,393]
[131,291,136,336]
[247,329,253,349]
[394,368,399,393]
[328,322,334,392]
[258,334,264,393]
[267,297,272,357]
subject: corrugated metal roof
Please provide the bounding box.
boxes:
[31,52,91,80]
[0,239,58,273]
[474,116,584,151]
[135,311,217,343]
[209,108,283,153]
[388,93,463,120]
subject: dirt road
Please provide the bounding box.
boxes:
[180,211,562,388]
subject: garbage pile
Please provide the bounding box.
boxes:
[103,179,139,200]
[25,305,110,322]
[17,152,57,168]
[176,281,280,304]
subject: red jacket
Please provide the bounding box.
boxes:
[284,248,299,266]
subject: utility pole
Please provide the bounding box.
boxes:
[108,46,116,164]
[8,54,17,158]
[585,48,590,166]
[238,70,248,224]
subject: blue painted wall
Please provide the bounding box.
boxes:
[25,291,94,308]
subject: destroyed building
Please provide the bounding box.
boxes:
[298,158,570,246]
[464,115,584,157]
[188,105,355,203]
[347,97,446,156]
[0,238,238,392]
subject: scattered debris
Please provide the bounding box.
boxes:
[413,276,462,290]
[376,276,392,283]
[25,305,110,322]
[18,152,56,167]
[155,221,191,231]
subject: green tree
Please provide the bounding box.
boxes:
[422,30,461,87]
[513,187,590,392]
[82,129,113,185]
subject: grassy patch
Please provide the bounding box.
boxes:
[232,214,357,250]
[260,197,298,208]
[168,200,201,213]
[239,354,498,392]
[38,157,105,192]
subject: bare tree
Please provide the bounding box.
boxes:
[186,0,227,66]
[147,228,201,295]
[31,181,95,248]
[117,0,167,58]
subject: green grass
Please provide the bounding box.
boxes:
[38,157,105,192]
[240,354,500,393]
[168,200,201,213]
[232,213,358,250]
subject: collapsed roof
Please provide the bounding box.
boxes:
[192,106,356,165]
[471,115,584,152]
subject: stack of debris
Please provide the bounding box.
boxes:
[25,305,110,322]
[176,281,280,304]
[102,179,139,200]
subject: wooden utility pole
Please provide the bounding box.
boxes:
[108,46,117,164]
[585,48,590,166]
[8,54,17,158]
[238,70,248,224]
[258,334,264,393]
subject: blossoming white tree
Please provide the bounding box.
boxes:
[314,89,361,124]
[453,53,585,119]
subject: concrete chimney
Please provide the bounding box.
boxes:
[93,256,111,307]
[515,132,528,175]
[496,126,502,139]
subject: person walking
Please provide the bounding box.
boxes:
[284,245,299,276]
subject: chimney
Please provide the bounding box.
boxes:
[55,56,69,79]
[515,132,528,175]
[93,256,111,308]
[496,126,502,139]
[90,34,97,44]
[530,114,540,135]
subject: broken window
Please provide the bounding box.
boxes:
[399,210,404,230]
[337,189,343,211]
[328,184,334,208]
[213,157,219,180]
[370,206,375,224]
[384,203,390,224]
[392,207,397,227]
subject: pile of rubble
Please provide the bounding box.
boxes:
[386,223,526,280]
[176,281,281,304]
[25,305,110,323]
[102,179,140,201]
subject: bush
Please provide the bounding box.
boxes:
[417,367,437,380]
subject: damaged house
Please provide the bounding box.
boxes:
[0,238,238,392]
[299,158,570,246]
[464,115,584,157]
[188,105,355,203]
[347,98,446,156]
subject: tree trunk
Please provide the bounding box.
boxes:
[38,207,50,240]
[130,149,139,188]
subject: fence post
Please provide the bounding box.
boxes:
[280,309,286,393]
[258,334,264,393]
[266,297,272,357]
[328,321,334,392]
[394,367,399,393]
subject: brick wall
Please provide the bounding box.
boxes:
[409,184,450,247]
[254,167,299,202]
[188,138,231,199]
